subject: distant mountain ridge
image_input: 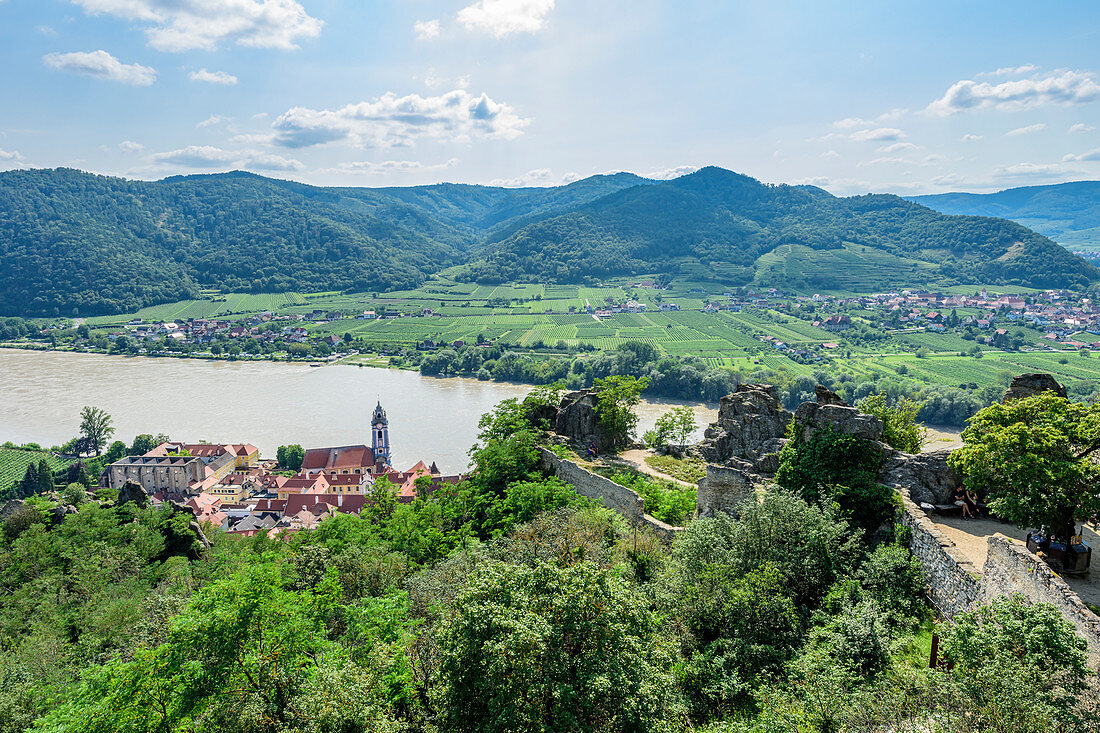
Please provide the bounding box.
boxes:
[909,180,1100,250]
[0,166,1094,317]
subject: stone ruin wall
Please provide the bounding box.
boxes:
[896,489,982,618]
[537,447,682,541]
[982,534,1100,666]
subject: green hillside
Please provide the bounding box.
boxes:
[470,167,1096,289]
[0,166,1095,318]
[909,180,1100,251]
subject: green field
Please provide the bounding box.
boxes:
[0,448,78,491]
[75,275,1100,399]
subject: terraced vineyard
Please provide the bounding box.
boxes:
[0,448,78,491]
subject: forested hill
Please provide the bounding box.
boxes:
[909,181,1100,251]
[468,167,1096,289]
[0,166,1095,317]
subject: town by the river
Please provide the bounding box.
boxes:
[0,348,716,473]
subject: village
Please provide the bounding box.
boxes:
[100,401,464,537]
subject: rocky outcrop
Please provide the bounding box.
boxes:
[116,479,150,508]
[696,464,756,518]
[1002,373,1067,402]
[552,389,613,451]
[814,384,847,406]
[699,384,793,472]
[793,400,883,444]
[881,448,960,505]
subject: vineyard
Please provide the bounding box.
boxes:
[0,448,78,491]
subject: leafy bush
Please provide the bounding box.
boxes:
[857,393,926,453]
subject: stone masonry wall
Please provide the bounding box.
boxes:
[982,534,1100,666]
[537,447,683,541]
[898,490,982,618]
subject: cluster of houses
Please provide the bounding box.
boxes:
[101,402,464,537]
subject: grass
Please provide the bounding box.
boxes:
[644,454,706,484]
[595,467,697,526]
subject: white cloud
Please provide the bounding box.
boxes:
[850,127,905,142]
[927,69,1100,115]
[43,50,156,86]
[1006,123,1046,136]
[646,165,697,179]
[425,68,470,89]
[118,140,144,152]
[979,64,1038,77]
[37,25,57,36]
[325,158,459,175]
[876,142,917,153]
[820,150,840,159]
[414,19,441,40]
[189,68,238,85]
[931,173,965,186]
[859,156,913,167]
[1062,148,1100,162]
[0,148,23,162]
[70,0,323,52]
[197,114,232,128]
[271,89,530,148]
[152,145,303,171]
[791,176,832,187]
[960,133,983,142]
[1069,122,1095,133]
[830,109,906,129]
[457,0,554,38]
[489,168,554,187]
[992,162,1081,180]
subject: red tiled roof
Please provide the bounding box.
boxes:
[302,445,376,471]
[283,494,368,516]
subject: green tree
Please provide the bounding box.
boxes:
[857,393,926,453]
[78,406,115,456]
[277,444,305,472]
[18,461,39,496]
[439,560,679,732]
[938,594,1093,732]
[37,458,54,493]
[104,440,127,463]
[128,433,168,456]
[948,392,1100,545]
[594,375,650,451]
[63,481,87,506]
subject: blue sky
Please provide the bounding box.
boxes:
[1,0,1100,194]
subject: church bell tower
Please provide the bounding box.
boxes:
[372,401,391,466]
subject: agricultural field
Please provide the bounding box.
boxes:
[0,448,78,490]
[74,275,1100,398]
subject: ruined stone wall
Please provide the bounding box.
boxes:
[537,447,683,541]
[982,534,1100,665]
[898,490,982,618]
[696,464,755,518]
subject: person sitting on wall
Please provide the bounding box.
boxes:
[953,487,974,520]
[587,443,596,460]
[965,488,983,518]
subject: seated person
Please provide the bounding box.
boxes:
[953,487,974,519]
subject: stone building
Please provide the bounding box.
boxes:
[107,455,206,493]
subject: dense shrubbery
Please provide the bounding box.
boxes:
[0,394,1094,732]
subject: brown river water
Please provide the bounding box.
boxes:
[0,349,716,473]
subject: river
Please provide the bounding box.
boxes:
[0,350,716,473]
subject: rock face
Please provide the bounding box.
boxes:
[699,384,793,472]
[793,401,884,444]
[815,384,848,406]
[553,390,613,451]
[881,449,960,505]
[116,479,150,508]
[696,464,755,518]
[1002,373,1067,403]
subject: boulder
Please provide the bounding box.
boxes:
[881,448,960,505]
[1002,373,1067,403]
[116,479,150,508]
[815,384,848,406]
[553,389,613,452]
[793,401,883,444]
[698,384,793,471]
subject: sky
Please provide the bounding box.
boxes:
[1,0,1100,194]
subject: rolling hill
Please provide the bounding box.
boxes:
[909,180,1100,251]
[0,166,1095,317]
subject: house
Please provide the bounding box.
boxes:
[301,444,382,477]
[277,473,331,500]
[821,315,851,331]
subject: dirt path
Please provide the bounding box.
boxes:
[604,448,696,487]
[932,515,1100,608]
